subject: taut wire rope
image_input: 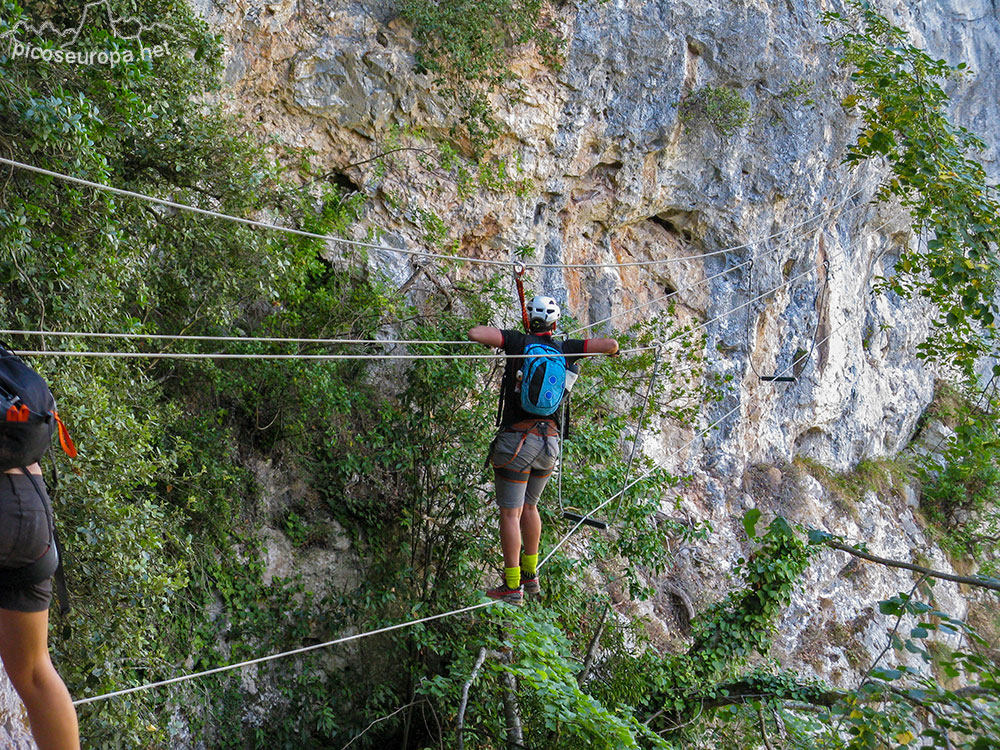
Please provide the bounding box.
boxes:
[60,207,880,709]
[70,360,739,709]
[2,194,866,351]
[556,395,568,516]
[743,244,832,381]
[12,244,852,363]
[566,260,751,336]
[565,195,869,336]
[1,257,732,349]
[72,601,498,707]
[611,346,663,525]
[9,348,654,361]
[644,249,845,357]
[0,156,865,271]
[649,215,894,364]
[72,327,808,709]
[0,330,482,346]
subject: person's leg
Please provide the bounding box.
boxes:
[499,505,524,569]
[0,607,80,750]
[520,433,558,595]
[493,474,528,600]
[522,434,557,559]
[489,430,546,601]
[519,503,541,558]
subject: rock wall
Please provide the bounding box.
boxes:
[0,696,32,750]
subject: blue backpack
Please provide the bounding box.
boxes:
[520,339,567,416]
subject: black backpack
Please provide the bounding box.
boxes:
[0,345,76,613]
[0,344,76,470]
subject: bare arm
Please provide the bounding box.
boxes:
[468,325,504,348]
[586,337,619,355]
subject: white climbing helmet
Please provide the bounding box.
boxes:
[527,295,560,331]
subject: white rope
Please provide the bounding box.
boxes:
[619,213,889,359]
[2,196,870,351]
[566,260,751,336]
[611,347,662,524]
[71,601,497,707]
[0,256,737,348]
[0,329,481,346]
[0,157,865,271]
[11,244,850,363]
[649,249,844,353]
[10,347,654,361]
[59,205,875,708]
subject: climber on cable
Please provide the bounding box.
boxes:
[468,295,619,605]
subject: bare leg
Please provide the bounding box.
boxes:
[0,608,80,750]
[499,506,524,568]
[520,504,541,557]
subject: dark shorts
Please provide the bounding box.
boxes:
[490,424,560,509]
[0,472,55,612]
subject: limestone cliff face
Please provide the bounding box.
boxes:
[192,0,997,698]
[0,698,32,750]
[194,0,968,472]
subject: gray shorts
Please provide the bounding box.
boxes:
[490,427,560,509]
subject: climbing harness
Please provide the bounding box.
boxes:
[744,252,831,383]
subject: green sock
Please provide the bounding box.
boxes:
[521,553,538,576]
[504,566,521,590]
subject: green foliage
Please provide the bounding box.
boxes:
[490,608,671,749]
[412,517,819,750]
[398,0,562,151]
[917,383,1000,574]
[624,516,819,740]
[826,0,1000,584]
[830,588,1000,750]
[780,78,815,105]
[824,2,1000,378]
[679,85,751,137]
[0,0,403,744]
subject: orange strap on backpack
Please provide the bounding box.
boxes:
[52,411,77,458]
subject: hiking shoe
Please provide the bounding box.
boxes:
[521,571,541,596]
[486,583,523,606]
